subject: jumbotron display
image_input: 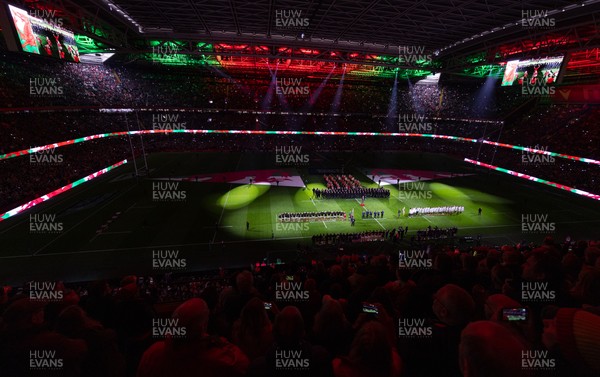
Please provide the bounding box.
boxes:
[7,4,80,62]
[501,56,564,86]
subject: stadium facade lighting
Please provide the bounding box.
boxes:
[464,159,600,201]
[437,1,600,53]
[0,160,128,222]
[3,129,599,167]
[99,0,143,33]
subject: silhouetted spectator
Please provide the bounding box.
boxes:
[256,306,330,377]
[232,297,273,360]
[137,298,249,377]
[459,321,527,377]
[56,305,125,377]
[110,276,155,376]
[216,270,260,337]
[310,296,352,357]
[332,321,402,377]
[0,297,87,377]
[542,308,600,376]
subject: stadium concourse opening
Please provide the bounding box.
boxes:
[1,1,600,377]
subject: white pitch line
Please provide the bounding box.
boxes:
[4,217,600,260]
[213,189,231,243]
[0,172,115,236]
[98,231,133,235]
[90,230,133,243]
[122,202,138,214]
[322,221,328,229]
[212,153,244,242]
[89,202,137,243]
[217,191,231,224]
[355,198,385,230]
[35,184,137,255]
[373,218,385,229]
[0,236,315,258]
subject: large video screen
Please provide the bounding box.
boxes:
[501,56,563,86]
[8,4,79,62]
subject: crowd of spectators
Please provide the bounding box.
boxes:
[504,103,600,159]
[314,187,391,199]
[324,175,361,190]
[1,50,527,120]
[3,38,600,377]
[415,226,459,241]
[476,140,600,194]
[312,230,390,245]
[1,236,600,376]
[0,138,132,213]
[1,48,599,213]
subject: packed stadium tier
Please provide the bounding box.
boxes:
[2,105,599,160]
[0,51,528,117]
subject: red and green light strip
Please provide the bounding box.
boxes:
[464,158,600,201]
[0,159,128,222]
[2,145,598,224]
[2,130,599,166]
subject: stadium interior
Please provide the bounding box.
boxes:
[1,0,600,376]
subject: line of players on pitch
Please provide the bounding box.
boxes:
[362,210,384,218]
[408,206,464,216]
[312,187,390,199]
[278,206,465,223]
[277,211,346,222]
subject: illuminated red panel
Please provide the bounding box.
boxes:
[299,48,319,55]
[567,48,600,74]
[492,24,597,61]
[214,54,378,77]
[215,44,248,50]
[495,36,572,59]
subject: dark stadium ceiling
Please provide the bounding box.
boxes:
[54,0,599,55]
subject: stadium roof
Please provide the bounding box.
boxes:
[14,0,600,80]
[52,0,599,54]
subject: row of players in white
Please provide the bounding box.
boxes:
[409,206,464,216]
